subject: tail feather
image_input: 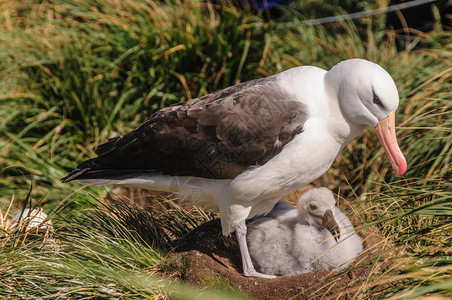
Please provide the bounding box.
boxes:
[62,168,146,182]
[61,168,90,183]
[76,173,158,186]
[61,156,157,183]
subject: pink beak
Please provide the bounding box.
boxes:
[375,112,407,177]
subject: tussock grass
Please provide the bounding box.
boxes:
[353,179,451,299]
[1,0,451,298]
[94,194,213,250]
[0,194,246,299]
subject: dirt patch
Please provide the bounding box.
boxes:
[159,218,394,299]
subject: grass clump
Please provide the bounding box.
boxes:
[0,193,246,299]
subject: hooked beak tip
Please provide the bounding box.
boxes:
[395,158,407,177]
[333,234,339,242]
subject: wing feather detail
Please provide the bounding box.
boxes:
[62,77,309,182]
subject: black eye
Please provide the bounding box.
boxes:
[309,203,318,211]
[373,94,383,107]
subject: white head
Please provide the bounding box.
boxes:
[326,59,398,127]
[325,59,407,177]
[297,187,340,241]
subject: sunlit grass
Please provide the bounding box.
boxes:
[0,193,246,299]
[0,0,451,298]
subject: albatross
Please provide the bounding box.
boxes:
[247,188,363,276]
[62,58,407,278]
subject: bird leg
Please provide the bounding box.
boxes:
[235,220,276,278]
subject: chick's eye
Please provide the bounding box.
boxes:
[308,203,318,211]
[373,94,383,107]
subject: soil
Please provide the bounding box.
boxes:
[159,218,394,299]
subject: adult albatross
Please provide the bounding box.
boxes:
[62,58,407,278]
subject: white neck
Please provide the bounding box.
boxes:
[278,66,364,148]
[323,73,367,148]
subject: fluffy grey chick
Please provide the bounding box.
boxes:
[247,187,363,276]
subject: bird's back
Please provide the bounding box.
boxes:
[62,75,309,183]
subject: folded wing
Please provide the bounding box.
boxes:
[62,77,309,182]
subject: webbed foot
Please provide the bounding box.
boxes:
[244,270,277,278]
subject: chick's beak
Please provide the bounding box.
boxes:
[322,209,340,242]
[375,112,407,177]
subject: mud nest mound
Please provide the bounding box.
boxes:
[159,217,395,299]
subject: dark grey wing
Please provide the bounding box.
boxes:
[62,77,309,182]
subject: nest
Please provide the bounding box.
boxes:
[160,218,395,299]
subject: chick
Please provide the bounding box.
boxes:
[247,188,363,276]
